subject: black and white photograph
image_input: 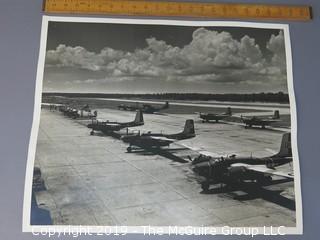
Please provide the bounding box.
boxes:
[23,17,302,234]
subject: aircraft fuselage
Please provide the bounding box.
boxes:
[200,113,228,122]
[192,155,292,189]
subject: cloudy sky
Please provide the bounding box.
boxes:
[43,22,288,94]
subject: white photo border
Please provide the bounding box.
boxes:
[23,15,303,235]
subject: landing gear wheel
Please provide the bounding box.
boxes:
[262,125,266,129]
[127,147,132,153]
[90,131,94,135]
[201,182,210,192]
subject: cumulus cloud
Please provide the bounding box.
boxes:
[46,44,124,71]
[45,28,287,89]
[267,30,286,72]
[181,28,264,71]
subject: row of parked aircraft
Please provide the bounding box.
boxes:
[86,109,196,153]
[118,101,169,114]
[48,103,195,153]
[193,108,292,191]
[50,103,98,119]
[44,101,293,192]
[46,101,282,129]
[116,100,281,129]
[199,107,281,129]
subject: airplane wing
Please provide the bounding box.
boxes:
[262,119,281,123]
[148,136,174,143]
[178,143,226,157]
[231,163,294,179]
[179,143,202,151]
[92,120,120,126]
[153,112,167,116]
[198,150,221,157]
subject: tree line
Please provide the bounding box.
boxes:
[43,92,289,103]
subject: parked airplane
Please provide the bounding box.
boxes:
[141,101,169,113]
[59,104,97,119]
[58,104,68,113]
[58,104,76,115]
[191,132,293,191]
[199,107,232,123]
[117,102,139,111]
[118,101,169,114]
[121,119,195,152]
[87,110,144,135]
[241,110,280,129]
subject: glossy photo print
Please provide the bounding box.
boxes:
[23,16,302,235]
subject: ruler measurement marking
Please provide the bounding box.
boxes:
[44,0,311,21]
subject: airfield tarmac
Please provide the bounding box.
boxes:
[32,106,296,227]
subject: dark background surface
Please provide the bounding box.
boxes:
[0,0,319,239]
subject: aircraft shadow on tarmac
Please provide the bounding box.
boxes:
[125,147,190,163]
[89,131,125,140]
[196,120,229,125]
[241,125,288,132]
[201,179,295,211]
[126,149,156,156]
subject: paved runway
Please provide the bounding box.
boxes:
[32,108,296,227]
[88,98,291,113]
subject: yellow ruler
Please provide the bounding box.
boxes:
[43,0,312,21]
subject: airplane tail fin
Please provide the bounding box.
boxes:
[273,110,280,119]
[162,101,169,109]
[182,119,195,136]
[226,107,232,116]
[273,132,292,157]
[134,110,144,124]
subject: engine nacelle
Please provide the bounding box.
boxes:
[227,166,248,178]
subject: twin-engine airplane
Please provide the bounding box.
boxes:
[87,110,144,135]
[121,119,195,152]
[191,132,293,191]
[241,110,280,129]
[118,101,169,114]
[199,107,232,123]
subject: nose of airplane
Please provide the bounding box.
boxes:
[192,165,200,174]
[192,162,210,176]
